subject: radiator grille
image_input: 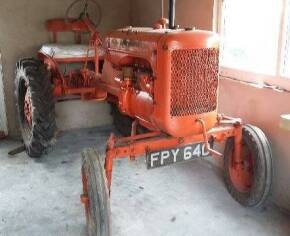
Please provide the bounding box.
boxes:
[170,48,219,117]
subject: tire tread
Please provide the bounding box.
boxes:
[15,58,56,157]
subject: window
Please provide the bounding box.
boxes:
[218,0,290,89]
[282,0,290,77]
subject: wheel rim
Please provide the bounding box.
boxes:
[229,141,254,193]
[23,84,32,128]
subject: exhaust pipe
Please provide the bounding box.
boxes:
[169,0,176,29]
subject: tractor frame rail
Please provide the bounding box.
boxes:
[104,115,242,191]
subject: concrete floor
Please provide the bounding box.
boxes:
[0,126,289,236]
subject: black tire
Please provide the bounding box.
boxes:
[111,105,133,136]
[111,104,148,137]
[15,58,56,157]
[224,125,272,208]
[81,149,111,236]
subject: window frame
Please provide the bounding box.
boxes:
[215,0,290,91]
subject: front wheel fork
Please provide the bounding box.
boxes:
[233,124,243,166]
[105,151,114,193]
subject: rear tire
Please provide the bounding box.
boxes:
[111,105,133,136]
[111,104,148,136]
[15,58,56,157]
[224,125,272,208]
[81,149,111,236]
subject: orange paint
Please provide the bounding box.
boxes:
[41,17,249,197]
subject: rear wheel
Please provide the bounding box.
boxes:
[111,105,148,137]
[81,148,111,236]
[15,58,56,157]
[111,105,132,136]
[224,125,272,208]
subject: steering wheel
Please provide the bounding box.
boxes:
[65,0,102,28]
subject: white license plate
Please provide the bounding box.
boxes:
[146,143,209,169]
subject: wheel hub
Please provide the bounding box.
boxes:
[24,86,32,126]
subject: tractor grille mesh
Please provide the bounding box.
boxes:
[170,48,219,117]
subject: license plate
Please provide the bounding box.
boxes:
[146,143,209,169]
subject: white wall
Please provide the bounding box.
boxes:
[55,101,112,131]
[131,0,213,30]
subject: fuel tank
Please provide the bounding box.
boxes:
[100,27,220,137]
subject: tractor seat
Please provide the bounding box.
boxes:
[39,44,105,61]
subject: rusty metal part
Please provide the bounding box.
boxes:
[229,140,254,193]
[24,87,32,126]
[154,18,169,29]
[39,18,104,100]
[102,29,220,137]
[129,120,138,161]
[46,0,101,44]
[65,0,102,28]
[196,118,222,158]
[104,117,240,191]
[46,18,92,44]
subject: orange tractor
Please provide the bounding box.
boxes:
[15,0,272,235]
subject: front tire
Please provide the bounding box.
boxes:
[224,125,272,208]
[15,58,56,157]
[81,149,111,236]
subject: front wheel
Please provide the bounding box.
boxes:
[224,125,272,208]
[81,148,111,236]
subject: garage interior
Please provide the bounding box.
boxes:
[0,0,290,235]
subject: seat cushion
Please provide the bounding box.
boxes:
[39,44,104,59]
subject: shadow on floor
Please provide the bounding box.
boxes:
[0,126,289,236]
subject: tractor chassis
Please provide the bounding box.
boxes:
[83,115,243,198]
